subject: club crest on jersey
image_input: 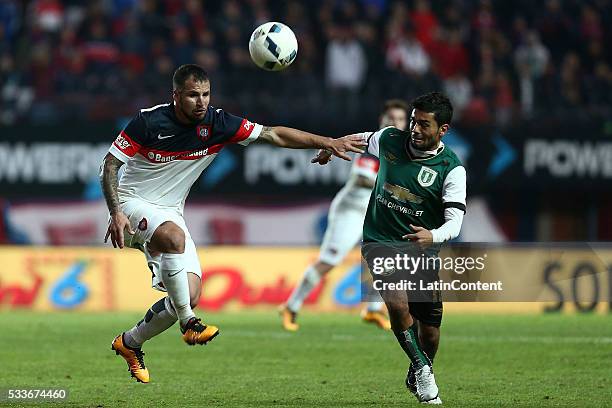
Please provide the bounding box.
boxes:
[138,218,148,231]
[196,125,211,142]
[417,166,437,187]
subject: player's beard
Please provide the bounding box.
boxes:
[410,136,438,151]
[178,103,205,124]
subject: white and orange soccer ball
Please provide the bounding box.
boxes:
[248,22,298,71]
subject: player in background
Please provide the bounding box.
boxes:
[101,64,366,383]
[279,100,409,332]
[313,92,466,404]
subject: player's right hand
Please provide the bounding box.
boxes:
[105,211,134,249]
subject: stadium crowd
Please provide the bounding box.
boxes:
[1,0,610,128]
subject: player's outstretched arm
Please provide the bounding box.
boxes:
[258,126,366,161]
[100,153,134,249]
[311,132,373,165]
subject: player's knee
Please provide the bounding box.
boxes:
[160,230,185,253]
[152,222,186,253]
[420,325,439,345]
[386,301,410,319]
[167,233,186,253]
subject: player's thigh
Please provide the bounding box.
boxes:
[361,243,409,312]
[120,200,184,250]
[319,208,364,265]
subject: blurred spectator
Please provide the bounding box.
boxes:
[386,26,430,78]
[579,5,603,42]
[536,0,574,63]
[0,0,20,49]
[0,53,34,124]
[430,28,469,78]
[585,62,612,107]
[409,0,438,53]
[559,52,584,108]
[325,25,366,91]
[493,71,514,126]
[30,0,64,33]
[443,73,472,119]
[514,31,549,79]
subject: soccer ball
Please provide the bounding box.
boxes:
[248,22,298,71]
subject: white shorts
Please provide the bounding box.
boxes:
[318,203,367,266]
[119,198,202,291]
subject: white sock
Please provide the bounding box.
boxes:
[286,266,322,312]
[366,301,385,312]
[124,297,178,347]
[365,284,385,312]
[160,252,194,325]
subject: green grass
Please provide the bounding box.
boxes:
[0,311,611,407]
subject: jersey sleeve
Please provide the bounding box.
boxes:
[350,153,380,180]
[441,166,467,212]
[108,113,147,163]
[430,166,467,242]
[211,108,262,146]
[365,127,391,158]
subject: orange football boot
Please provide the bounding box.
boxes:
[111,334,150,383]
[181,317,220,345]
[361,309,392,331]
[279,305,299,332]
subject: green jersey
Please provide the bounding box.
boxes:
[362,127,466,243]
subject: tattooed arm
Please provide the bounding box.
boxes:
[100,153,134,248]
[257,126,366,161]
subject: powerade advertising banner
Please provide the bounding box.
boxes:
[1,116,611,199]
[1,246,611,313]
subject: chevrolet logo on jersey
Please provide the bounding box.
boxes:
[384,151,398,163]
[383,182,424,204]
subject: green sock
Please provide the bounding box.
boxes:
[394,324,431,370]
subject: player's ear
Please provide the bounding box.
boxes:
[172,89,179,103]
[438,124,449,138]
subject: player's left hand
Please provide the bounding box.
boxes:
[326,134,367,161]
[402,224,433,245]
[311,149,333,165]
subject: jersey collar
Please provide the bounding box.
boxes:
[405,140,445,161]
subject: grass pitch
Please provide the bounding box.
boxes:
[0,311,610,407]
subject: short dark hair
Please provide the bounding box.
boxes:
[411,92,453,126]
[173,64,209,90]
[383,99,410,114]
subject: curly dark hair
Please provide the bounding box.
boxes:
[411,92,453,126]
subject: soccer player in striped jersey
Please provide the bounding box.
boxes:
[101,64,366,383]
[280,100,409,332]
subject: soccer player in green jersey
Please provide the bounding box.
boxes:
[314,92,466,404]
